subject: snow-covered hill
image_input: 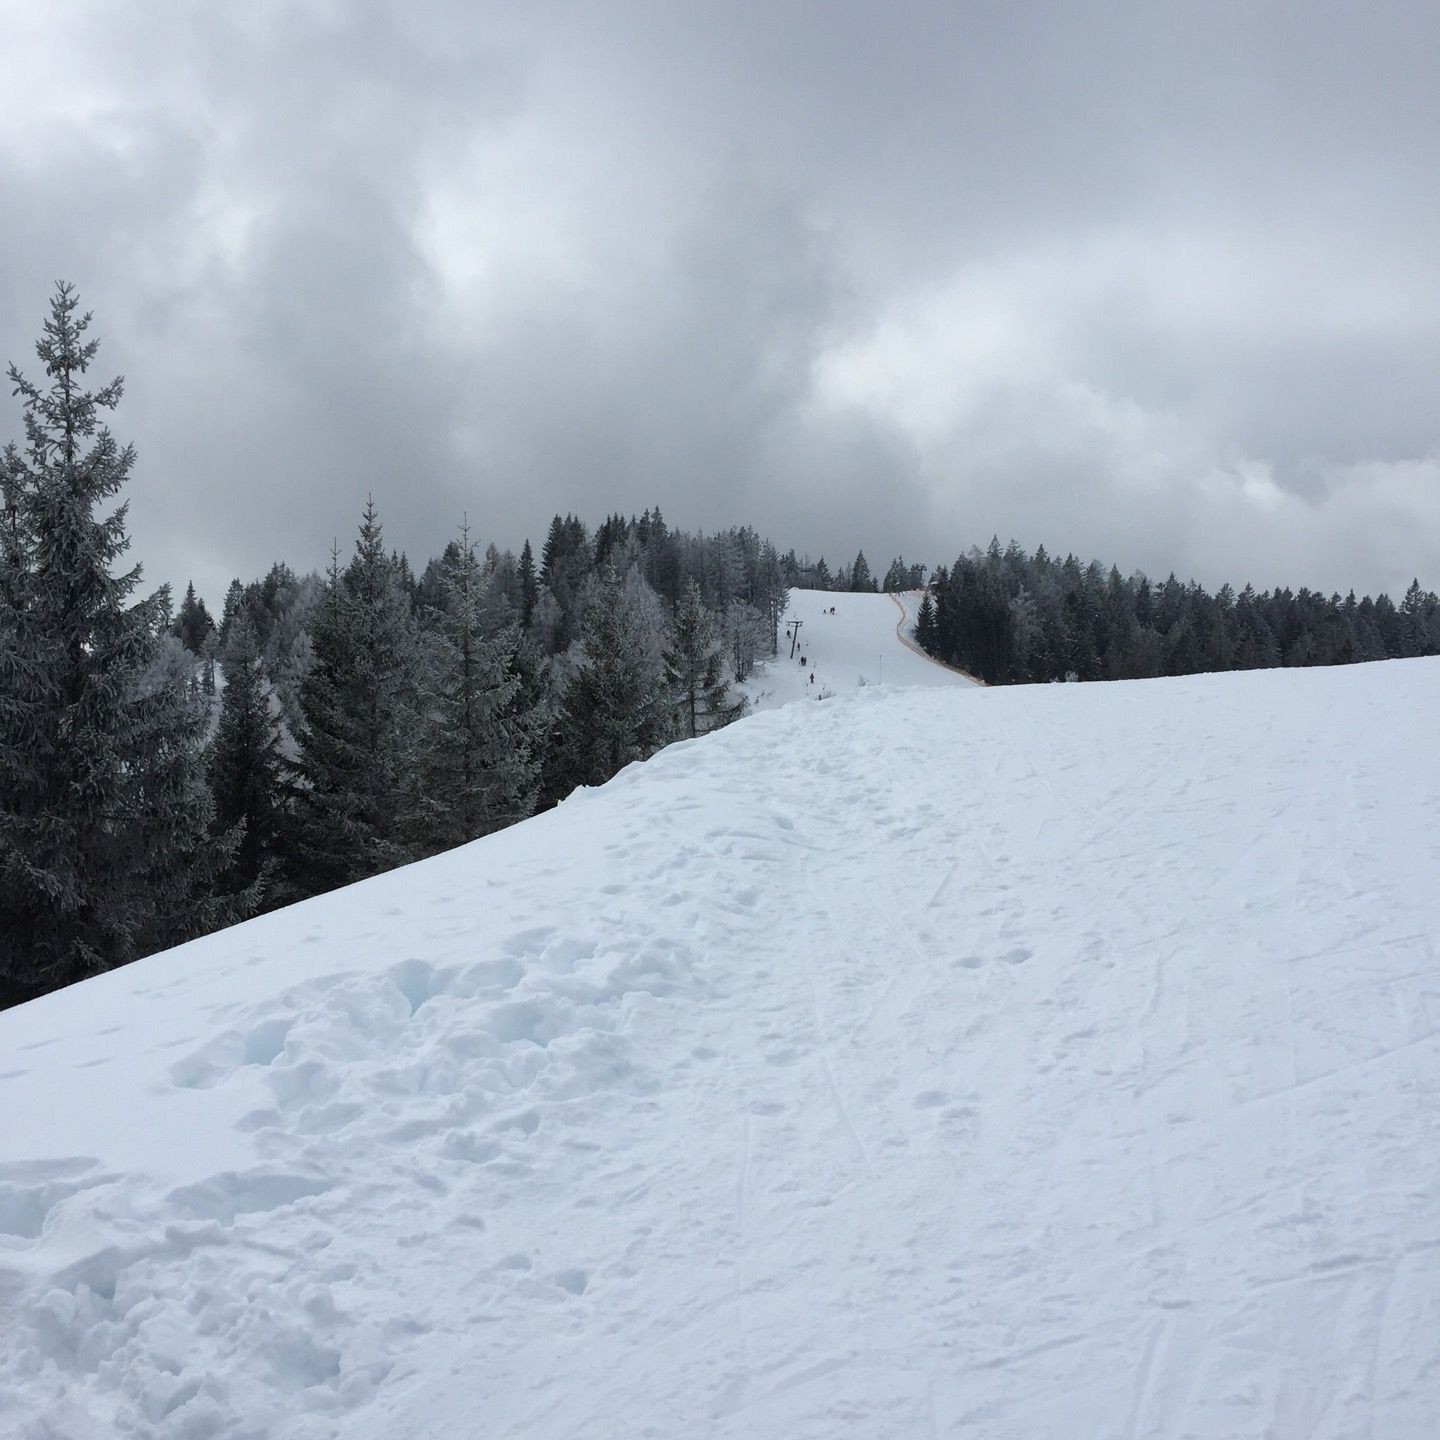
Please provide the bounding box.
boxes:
[3,645,1439,1438]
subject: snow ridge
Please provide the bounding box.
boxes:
[2,656,1439,1438]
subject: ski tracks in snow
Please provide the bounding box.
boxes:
[3,663,1440,1437]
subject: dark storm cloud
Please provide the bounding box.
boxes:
[3,0,1438,605]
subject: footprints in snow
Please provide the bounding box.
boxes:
[169,1015,295,1090]
[910,1088,981,1129]
[168,1171,330,1225]
[6,900,709,1433]
[487,1250,590,1300]
[553,1266,589,1296]
[166,924,673,1115]
[0,1157,111,1241]
[952,944,1033,972]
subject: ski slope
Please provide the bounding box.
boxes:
[3,648,1439,1438]
[743,587,979,709]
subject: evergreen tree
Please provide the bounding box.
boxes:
[171,581,214,653]
[758,540,789,654]
[412,523,540,853]
[851,550,875,592]
[914,591,937,651]
[666,578,743,738]
[218,577,245,644]
[289,501,419,895]
[1400,579,1431,657]
[517,537,538,628]
[555,564,674,789]
[262,571,322,736]
[0,284,244,1002]
[720,599,767,683]
[209,615,287,898]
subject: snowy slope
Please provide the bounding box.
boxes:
[742,587,979,709]
[3,656,1440,1439]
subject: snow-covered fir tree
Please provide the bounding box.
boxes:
[666,578,744,739]
[850,549,875,592]
[719,599,767,683]
[517,538,538,628]
[171,581,215,653]
[758,540,788,654]
[914,590,937,651]
[412,523,541,853]
[289,500,420,897]
[555,563,674,788]
[0,285,244,1002]
[209,615,288,900]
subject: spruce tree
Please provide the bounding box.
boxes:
[413,523,540,853]
[666,578,743,738]
[0,284,244,1001]
[218,577,245,644]
[289,500,419,895]
[758,540,789,654]
[1400,579,1431,658]
[851,550,875,592]
[914,591,937,651]
[720,600,766,684]
[171,581,214,654]
[556,563,674,789]
[209,615,287,899]
[517,537,538,628]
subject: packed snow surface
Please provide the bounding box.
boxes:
[743,587,979,709]
[3,641,1439,1437]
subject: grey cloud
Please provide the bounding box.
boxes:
[2,0,1438,606]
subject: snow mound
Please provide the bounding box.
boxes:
[2,659,1439,1438]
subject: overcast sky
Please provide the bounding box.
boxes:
[3,0,1438,605]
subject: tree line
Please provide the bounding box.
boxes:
[915,538,1440,683]
[0,288,790,1007]
[780,548,927,594]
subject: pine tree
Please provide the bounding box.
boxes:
[758,540,789,655]
[556,564,674,789]
[412,523,540,853]
[0,284,244,1001]
[851,550,875,592]
[914,591,937,651]
[289,500,419,895]
[1400,579,1431,658]
[517,538,538,628]
[218,577,245,644]
[209,615,287,898]
[720,599,767,684]
[666,578,743,738]
[171,581,214,653]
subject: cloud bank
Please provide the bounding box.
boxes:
[3,1,1437,602]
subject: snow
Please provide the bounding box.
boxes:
[3,628,1440,1437]
[741,587,980,709]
